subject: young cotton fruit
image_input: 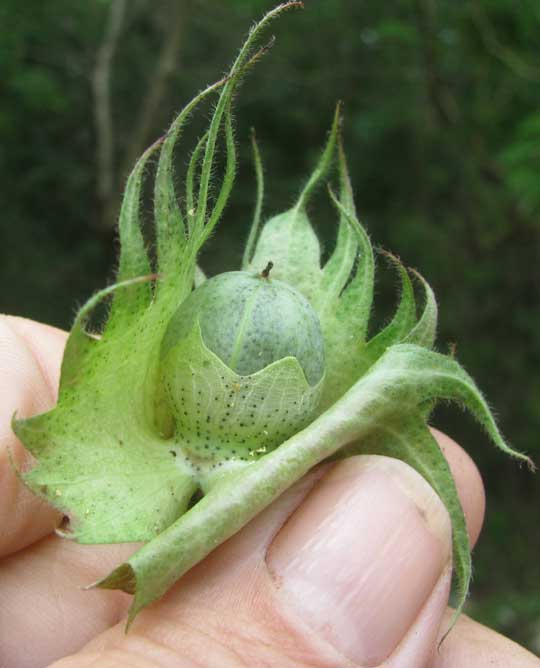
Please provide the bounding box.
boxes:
[159,266,325,472]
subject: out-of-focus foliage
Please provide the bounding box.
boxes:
[1,0,539,652]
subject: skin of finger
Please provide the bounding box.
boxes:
[2,316,67,397]
[0,534,139,668]
[44,438,486,668]
[431,612,540,668]
[0,316,67,557]
[47,612,540,668]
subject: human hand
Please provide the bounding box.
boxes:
[1,316,538,668]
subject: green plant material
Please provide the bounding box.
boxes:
[13,1,534,634]
[162,270,325,385]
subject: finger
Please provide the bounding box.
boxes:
[431,612,540,668]
[266,455,452,666]
[0,535,139,668]
[0,316,67,557]
[45,436,486,668]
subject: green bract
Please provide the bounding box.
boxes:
[13,1,533,636]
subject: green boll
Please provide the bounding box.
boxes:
[158,267,326,468]
[162,267,325,385]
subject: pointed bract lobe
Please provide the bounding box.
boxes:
[248,104,342,301]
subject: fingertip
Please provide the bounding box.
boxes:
[434,612,540,668]
[2,315,67,394]
[0,316,66,557]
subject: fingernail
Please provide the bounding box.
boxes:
[266,455,452,666]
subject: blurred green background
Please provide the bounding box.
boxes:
[1,0,539,653]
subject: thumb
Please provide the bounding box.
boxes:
[267,455,453,666]
[49,451,463,668]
